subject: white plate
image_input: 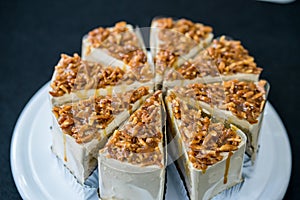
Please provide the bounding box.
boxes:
[10,83,292,200]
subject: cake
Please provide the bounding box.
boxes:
[51,86,151,184]
[98,91,166,200]
[81,21,154,92]
[165,91,246,200]
[47,17,269,199]
[163,36,263,90]
[170,79,268,161]
[49,53,154,106]
[150,17,214,88]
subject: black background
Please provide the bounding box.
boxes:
[1,0,299,199]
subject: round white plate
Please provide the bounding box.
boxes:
[10,83,292,200]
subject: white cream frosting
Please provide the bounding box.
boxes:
[98,155,165,200]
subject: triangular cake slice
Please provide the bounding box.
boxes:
[165,91,247,200]
[98,91,166,200]
[171,80,268,161]
[81,21,154,88]
[51,86,151,184]
[49,53,154,106]
[164,36,262,90]
[150,17,213,88]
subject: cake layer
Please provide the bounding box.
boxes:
[98,91,166,200]
[165,92,247,200]
[51,87,151,184]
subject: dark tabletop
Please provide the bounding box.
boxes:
[1,0,299,199]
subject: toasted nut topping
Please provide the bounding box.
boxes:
[207,36,262,75]
[87,21,152,72]
[49,53,81,97]
[167,94,241,170]
[52,87,149,143]
[49,54,152,97]
[167,36,262,80]
[155,18,212,44]
[106,92,163,167]
[173,80,266,124]
[153,18,213,75]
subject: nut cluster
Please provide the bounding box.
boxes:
[49,54,82,97]
[106,91,163,167]
[154,18,212,75]
[106,130,163,167]
[129,86,150,103]
[167,93,241,170]
[49,54,152,97]
[87,21,151,70]
[174,80,266,124]
[52,87,149,144]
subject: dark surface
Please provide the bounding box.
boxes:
[1,0,299,199]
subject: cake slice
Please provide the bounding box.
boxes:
[98,91,166,200]
[81,21,154,89]
[164,36,262,90]
[150,17,213,88]
[171,80,268,161]
[165,92,247,200]
[51,86,151,184]
[49,53,154,106]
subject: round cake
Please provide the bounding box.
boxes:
[49,17,268,200]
